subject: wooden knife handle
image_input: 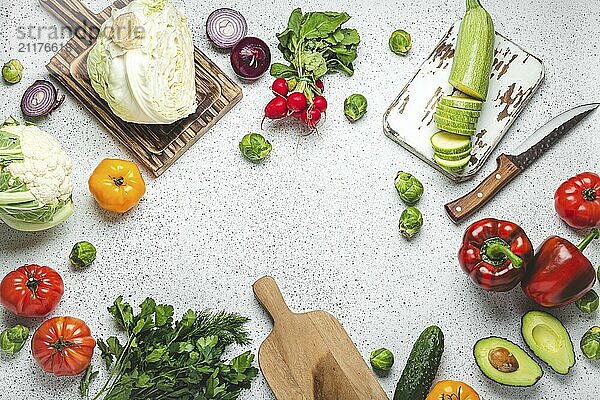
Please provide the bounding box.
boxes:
[445,154,521,223]
[39,0,101,35]
[253,276,292,323]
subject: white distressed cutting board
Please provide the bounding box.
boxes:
[384,22,544,182]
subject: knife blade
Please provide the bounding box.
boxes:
[445,103,600,223]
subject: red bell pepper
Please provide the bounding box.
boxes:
[555,172,600,230]
[459,218,534,292]
[522,228,599,308]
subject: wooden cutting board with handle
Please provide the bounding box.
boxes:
[253,276,389,400]
[41,0,242,177]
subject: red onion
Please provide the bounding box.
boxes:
[230,37,271,80]
[21,80,64,118]
[206,8,248,49]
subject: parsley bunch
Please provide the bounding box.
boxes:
[81,296,257,400]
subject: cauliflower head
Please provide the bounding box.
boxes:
[0,122,74,231]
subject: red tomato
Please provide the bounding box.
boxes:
[555,172,600,229]
[32,316,96,376]
[0,265,64,317]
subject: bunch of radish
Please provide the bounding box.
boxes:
[263,78,328,130]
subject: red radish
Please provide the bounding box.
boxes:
[301,107,321,128]
[312,96,327,112]
[272,78,288,97]
[264,97,287,119]
[291,110,302,119]
[287,92,307,112]
[315,79,324,93]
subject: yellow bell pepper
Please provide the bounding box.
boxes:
[88,158,145,213]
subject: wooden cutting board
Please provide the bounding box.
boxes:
[253,276,388,400]
[41,0,242,177]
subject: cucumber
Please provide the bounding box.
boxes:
[440,95,483,111]
[435,148,471,161]
[435,110,479,124]
[448,0,495,100]
[434,153,471,171]
[437,103,481,117]
[435,120,476,136]
[434,114,476,130]
[430,131,472,154]
[394,326,444,400]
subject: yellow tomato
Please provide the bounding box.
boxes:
[426,380,480,400]
[88,158,146,213]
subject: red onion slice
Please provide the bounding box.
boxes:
[206,8,248,49]
[21,80,64,118]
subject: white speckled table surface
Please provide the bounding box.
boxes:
[1,0,599,399]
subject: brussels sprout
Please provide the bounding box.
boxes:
[2,59,23,84]
[344,94,368,122]
[0,325,29,354]
[581,326,600,360]
[394,171,424,205]
[576,290,599,313]
[370,348,394,371]
[399,207,423,239]
[389,30,412,56]
[70,241,97,268]
[239,133,272,162]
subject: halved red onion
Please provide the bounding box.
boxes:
[206,8,248,49]
[21,80,65,118]
[230,37,271,80]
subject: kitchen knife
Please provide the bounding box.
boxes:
[445,103,600,223]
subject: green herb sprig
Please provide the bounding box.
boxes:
[82,296,257,400]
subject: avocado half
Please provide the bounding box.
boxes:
[474,337,543,387]
[521,311,575,375]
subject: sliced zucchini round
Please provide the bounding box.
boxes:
[435,120,476,136]
[434,153,471,171]
[435,110,479,124]
[430,131,472,154]
[437,103,481,117]
[440,95,483,111]
[434,114,476,129]
[435,148,472,161]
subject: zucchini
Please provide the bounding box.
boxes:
[448,0,495,100]
[434,114,476,130]
[439,95,483,111]
[394,326,444,400]
[435,148,471,161]
[435,121,476,136]
[434,153,471,171]
[430,131,472,154]
[434,110,479,124]
[437,103,481,117]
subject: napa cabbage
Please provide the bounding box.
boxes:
[87,0,197,124]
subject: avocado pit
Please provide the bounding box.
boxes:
[488,347,519,373]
